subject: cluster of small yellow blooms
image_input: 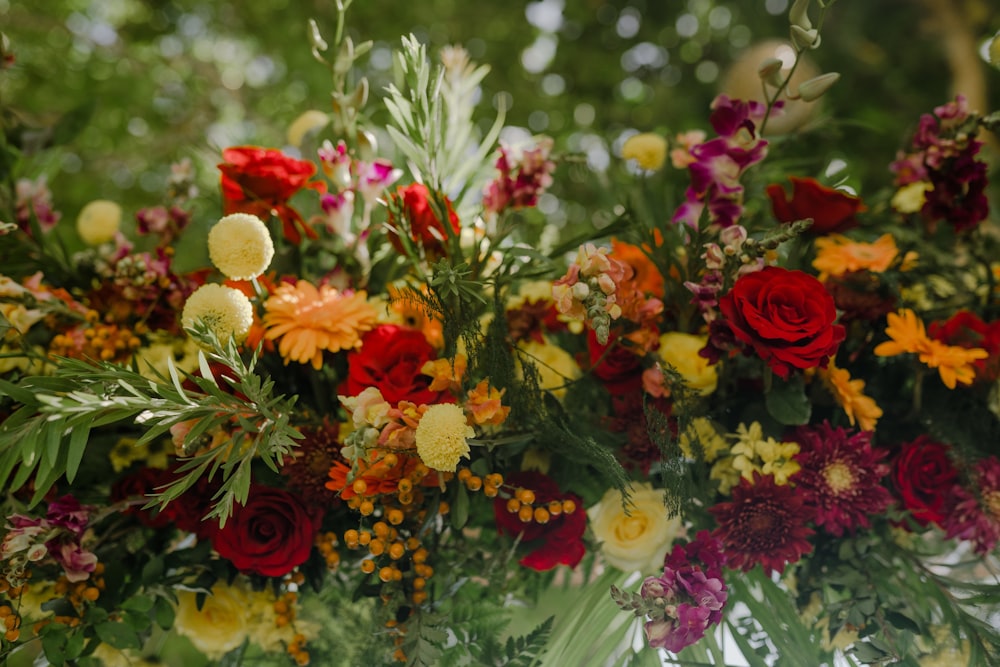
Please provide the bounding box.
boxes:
[503,485,577,525]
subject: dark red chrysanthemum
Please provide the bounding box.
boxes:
[709,473,814,575]
[943,456,1000,555]
[790,422,892,537]
[281,420,343,505]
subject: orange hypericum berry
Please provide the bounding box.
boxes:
[533,507,551,524]
[486,473,504,487]
[358,531,372,546]
[0,606,10,618]
[294,652,311,666]
[379,567,395,583]
[465,476,482,492]
[506,498,521,513]
[397,478,413,494]
[398,492,414,505]
[483,484,498,498]
[548,500,563,516]
[388,542,405,560]
[457,468,472,482]
[360,560,376,574]
[352,479,368,495]
[518,505,534,523]
[387,509,404,526]
[325,552,341,568]
[562,499,577,514]
[438,501,450,515]
[412,577,426,591]
[412,548,429,564]
[411,591,428,605]
[369,539,385,557]
[275,614,290,628]
[82,587,100,602]
[516,488,536,505]
[344,529,360,548]
[4,628,20,642]
[405,536,421,551]
[382,452,398,467]
[274,600,290,614]
[393,648,407,662]
[414,564,434,578]
[359,500,375,516]
[373,522,390,539]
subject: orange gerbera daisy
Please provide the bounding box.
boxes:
[873,309,929,357]
[263,280,378,369]
[874,309,988,389]
[611,239,664,298]
[812,233,910,281]
[818,359,883,432]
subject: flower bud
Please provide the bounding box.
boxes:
[796,72,840,102]
[790,24,820,51]
[789,0,812,31]
[757,57,785,88]
[571,281,590,300]
[990,33,1000,68]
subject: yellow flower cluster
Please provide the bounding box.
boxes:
[874,309,988,388]
[711,422,800,494]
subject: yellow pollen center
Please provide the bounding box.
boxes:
[616,514,649,541]
[984,490,1000,519]
[823,462,855,494]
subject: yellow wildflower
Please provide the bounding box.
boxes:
[818,358,882,432]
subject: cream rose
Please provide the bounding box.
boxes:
[174,582,250,658]
[587,482,683,574]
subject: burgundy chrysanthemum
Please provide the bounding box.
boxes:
[790,422,892,537]
[281,420,343,505]
[709,473,814,575]
[943,456,1000,554]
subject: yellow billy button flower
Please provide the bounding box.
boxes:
[414,403,473,472]
[587,482,683,574]
[208,213,275,280]
[181,283,254,346]
[76,200,122,246]
[621,132,668,171]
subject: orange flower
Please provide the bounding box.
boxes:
[263,280,378,369]
[917,340,989,389]
[874,309,988,389]
[818,359,882,432]
[812,233,906,281]
[421,355,467,393]
[386,284,445,349]
[611,239,664,298]
[466,380,510,426]
[873,309,928,357]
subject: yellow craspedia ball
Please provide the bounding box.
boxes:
[415,403,473,472]
[659,331,718,396]
[287,109,330,147]
[621,133,668,171]
[208,213,275,280]
[181,283,254,346]
[76,200,122,246]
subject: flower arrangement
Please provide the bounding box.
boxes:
[2,1,1000,666]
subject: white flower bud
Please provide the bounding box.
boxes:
[790,24,820,51]
[789,0,812,31]
[796,72,840,102]
[571,281,590,300]
[757,57,785,88]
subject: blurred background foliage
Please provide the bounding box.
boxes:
[2,0,999,236]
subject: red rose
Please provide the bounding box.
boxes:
[766,176,865,235]
[493,471,586,571]
[343,325,450,405]
[219,146,325,244]
[386,183,460,256]
[891,437,959,527]
[929,310,1000,383]
[112,464,220,539]
[719,266,845,379]
[586,330,644,393]
[210,486,322,577]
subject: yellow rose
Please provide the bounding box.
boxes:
[621,133,668,171]
[658,332,718,396]
[587,482,683,574]
[517,338,581,399]
[174,582,250,659]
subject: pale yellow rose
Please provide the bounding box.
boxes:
[658,332,718,396]
[587,482,683,574]
[174,582,250,659]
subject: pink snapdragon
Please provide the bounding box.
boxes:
[1,495,98,583]
[482,138,556,216]
[552,243,630,344]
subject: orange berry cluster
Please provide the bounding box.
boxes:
[315,531,340,570]
[50,322,143,362]
[456,468,504,497]
[274,585,310,666]
[503,487,577,525]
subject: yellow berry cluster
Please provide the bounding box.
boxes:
[456,468,504,497]
[503,487,577,525]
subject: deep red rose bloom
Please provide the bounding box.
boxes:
[709,473,814,575]
[929,310,1000,383]
[219,146,325,244]
[111,467,176,529]
[386,183,460,256]
[719,266,845,379]
[211,486,322,577]
[891,437,959,527]
[343,325,450,405]
[112,464,220,539]
[586,330,644,393]
[493,471,586,571]
[766,176,865,235]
